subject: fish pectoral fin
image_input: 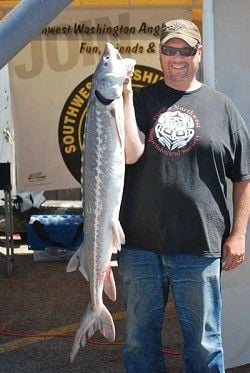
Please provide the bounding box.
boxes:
[103,268,116,301]
[111,220,125,253]
[70,303,115,363]
[118,221,126,245]
[114,106,124,147]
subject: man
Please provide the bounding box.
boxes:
[118,19,250,372]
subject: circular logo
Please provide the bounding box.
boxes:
[155,110,195,150]
[58,65,163,183]
[149,105,201,157]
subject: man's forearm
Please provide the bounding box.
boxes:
[222,180,250,271]
[231,180,250,236]
[123,91,145,165]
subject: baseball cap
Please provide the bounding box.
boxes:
[160,19,201,47]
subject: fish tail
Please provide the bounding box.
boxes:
[70,303,115,362]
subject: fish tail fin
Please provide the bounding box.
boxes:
[103,267,116,301]
[70,303,115,363]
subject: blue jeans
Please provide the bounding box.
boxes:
[118,247,224,373]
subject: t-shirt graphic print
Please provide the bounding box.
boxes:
[149,105,201,157]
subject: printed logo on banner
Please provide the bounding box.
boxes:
[58,65,163,183]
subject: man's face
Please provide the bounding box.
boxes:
[159,38,202,88]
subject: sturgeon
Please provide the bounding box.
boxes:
[67,43,135,362]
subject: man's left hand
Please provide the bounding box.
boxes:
[222,233,246,271]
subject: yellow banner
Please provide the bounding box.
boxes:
[9,6,192,192]
[0,0,202,9]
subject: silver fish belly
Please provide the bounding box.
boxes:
[67,42,135,362]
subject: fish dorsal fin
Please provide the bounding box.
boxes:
[66,246,89,282]
[66,247,81,272]
[111,220,125,253]
[79,261,89,282]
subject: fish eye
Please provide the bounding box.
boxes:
[103,55,110,66]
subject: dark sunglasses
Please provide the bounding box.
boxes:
[161,43,200,57]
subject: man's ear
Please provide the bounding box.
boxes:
[197,45,203,63]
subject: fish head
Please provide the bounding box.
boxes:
[94,43,136,101]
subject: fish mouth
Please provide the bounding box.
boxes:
[115,49,122,60]
[105,42,122,60]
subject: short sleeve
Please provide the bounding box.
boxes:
[133,89,150,136]
[225,99,250,181]
[229,124,250,181]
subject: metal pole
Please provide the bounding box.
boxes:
[0,0,74,70]
[202,0,216,89]
[4,188,14,276]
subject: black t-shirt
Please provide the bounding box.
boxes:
[120,81,250,257]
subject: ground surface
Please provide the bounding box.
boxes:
[0,238,249,373]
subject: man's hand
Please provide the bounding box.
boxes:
[222,233,246,271]
[123,74,133,99]
[122,71,145,164]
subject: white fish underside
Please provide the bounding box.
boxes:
[82,95,125,301]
